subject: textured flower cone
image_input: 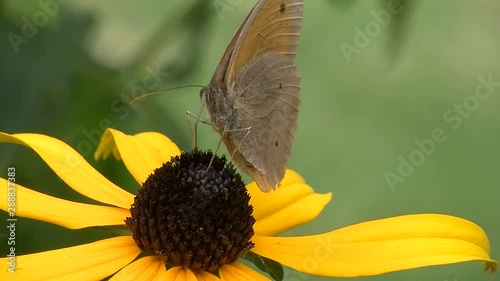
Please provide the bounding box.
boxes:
[126,150,255,271]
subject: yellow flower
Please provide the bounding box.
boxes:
[0,128,497,281]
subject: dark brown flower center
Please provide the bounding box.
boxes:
[125,149,255,271]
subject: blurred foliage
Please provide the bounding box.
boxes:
[1,0,499,280]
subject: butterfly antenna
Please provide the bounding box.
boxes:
[129,85,204,105]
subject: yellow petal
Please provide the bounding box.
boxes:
[151,265,170,281]
[252,214,498,277]
[0,236,141,281]
[231,262,271,281]
[183,268,198,281]
[247,170,305,203]
[110,256,162,281]
[253,190,331,236]
[249,170,310,220]
[95,128,181,185]
[165,267,198,281]
[0,179,128,229]
[219,263,270,281]
[249,170,331,236]
[0,132,134,209]
[194,271,221,281]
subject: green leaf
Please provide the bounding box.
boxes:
[91,225,133,236]
[243,251,284,281]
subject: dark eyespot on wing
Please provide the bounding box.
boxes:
[279,2,286,13]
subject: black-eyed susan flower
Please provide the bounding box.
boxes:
[0,128,497,281]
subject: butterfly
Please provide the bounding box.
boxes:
[200,0,302,192]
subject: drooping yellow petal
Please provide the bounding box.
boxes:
[95,128,181,185]
[0,179,128,229]
[135,131,180,157]
[247,170,305,203]
[0,132,134,209]
[253,190,331,236]
[0,236,141,281]
[110,256,162,281]
[252,214,498,277]
[219,263,270,281]
[249,170,331,236]
[248,170,313,220]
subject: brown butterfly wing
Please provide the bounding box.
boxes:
[225,0,303,85]
[208,4,257,85]
[227,53,300,191]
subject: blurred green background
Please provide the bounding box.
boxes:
[1,0,499,280]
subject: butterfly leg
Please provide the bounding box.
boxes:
[206,133,226,173]
[186,107,210,149]
[206,126,251,173]
[206,123,250,172]
[227,126,252,160]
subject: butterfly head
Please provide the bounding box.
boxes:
[200,85,229,112]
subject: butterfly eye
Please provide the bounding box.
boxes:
[200,88,214,103]
[200,87,216,104]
